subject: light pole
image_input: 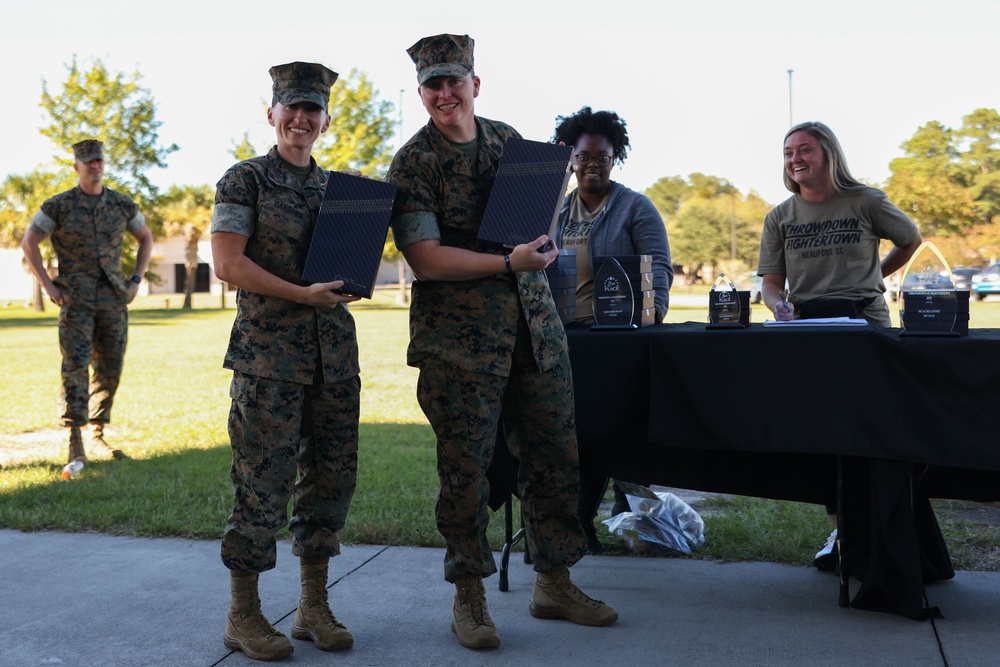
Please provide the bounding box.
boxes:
[787,69,794,127]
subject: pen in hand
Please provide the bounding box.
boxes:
[776,290,793,321]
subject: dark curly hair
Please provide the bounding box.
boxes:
[551,106,630,164]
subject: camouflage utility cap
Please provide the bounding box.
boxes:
[407,34,474,85]
[72,140,103,162]
[269,62,338,109]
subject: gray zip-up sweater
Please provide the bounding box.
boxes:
[554,181,673,320]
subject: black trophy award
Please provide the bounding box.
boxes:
[707,273,749,329]
[301,171,397,298]
[591,258,637,330]
[899,241,964,337]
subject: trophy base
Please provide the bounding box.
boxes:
[706,323,747,330]
[899,330,962,338]
[590,324,639,331]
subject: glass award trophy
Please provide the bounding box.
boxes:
[898,241,961,337]
[591,258,637,330]
[707,273,746,329]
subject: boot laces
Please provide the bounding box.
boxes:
[304,598,347,630]
[237,604,282,638]
[455,580,493,627]
[463,595,491,626]
[547,570,604,608]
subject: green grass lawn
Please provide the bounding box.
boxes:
[2,288,999,570]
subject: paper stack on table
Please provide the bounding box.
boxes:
[763,317,869,327]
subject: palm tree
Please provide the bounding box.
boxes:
[158,184,214,309]
[1,170,65,311]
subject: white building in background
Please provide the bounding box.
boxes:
[146,236,406,295]
[146,236,224,296]
[0,248,33,305]
[1,236,408,305]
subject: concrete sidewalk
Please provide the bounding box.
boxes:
[2,529,997,666]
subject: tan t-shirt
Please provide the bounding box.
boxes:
[561,191,610,323]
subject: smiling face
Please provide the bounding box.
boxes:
[418,73,480,142]
[783,130,831,193]
[267,101,330,161]
[573,132,615,198]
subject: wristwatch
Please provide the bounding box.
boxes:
[129,275,142,285]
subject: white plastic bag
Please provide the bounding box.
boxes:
[601,481,706,554]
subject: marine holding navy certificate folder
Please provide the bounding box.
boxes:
[302,171,397,298]
[477,137,573,249]
[210,60,365,661]
[385,32,618,652]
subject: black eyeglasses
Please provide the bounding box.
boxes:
[574,154,612,167]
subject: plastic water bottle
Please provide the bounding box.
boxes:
[61,460,84,480]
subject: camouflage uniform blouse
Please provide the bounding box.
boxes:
[211,147,360,385]
[31,186,144,308]
[387,117,567,377]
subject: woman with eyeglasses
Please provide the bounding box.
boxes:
[552,107,673,554]
[552,107,672,325]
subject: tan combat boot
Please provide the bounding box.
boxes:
[529,566,618,626]
[67,426,88,464]
[452,575,500,649]
[89,423,127,460]
[223,572,293,661]
[290,555,353,650]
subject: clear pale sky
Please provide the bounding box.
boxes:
[2,0,997,207]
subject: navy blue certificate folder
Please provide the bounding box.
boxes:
[302,171,397,298]
[477,137,573,249]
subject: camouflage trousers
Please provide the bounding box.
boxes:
[221,370,361,574]
[58,301,128,427]
[417,323,586,583]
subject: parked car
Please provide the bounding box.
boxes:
[885,274,900,302]
[972,263,1000,301]
[952,267,981,293]
[747,274,763,304]
[891,267,981,303]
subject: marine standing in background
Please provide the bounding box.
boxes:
[22,139,153,463]
[211,61,362,662]
[386,33,618,651]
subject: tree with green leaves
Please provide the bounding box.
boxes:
[958,108,1000,223]
[314,69,404,299]
[313,69,397,178]
[230,132,259,162]
[39,56,178,215]
[159,184,215,309]
[646,174,767,281]
[886,121,976,236]
[666,194,768,269]
[1,170,63,310]
[885,108,1000,260]
[644,175,690,223]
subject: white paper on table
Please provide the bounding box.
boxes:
[763,317,869,327]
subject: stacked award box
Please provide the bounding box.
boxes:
[302,171,397,298]
[477,137,574,249]
[546,249,577,323]
[593,255,656,328]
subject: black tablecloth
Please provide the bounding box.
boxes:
[563,322,1000,619]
